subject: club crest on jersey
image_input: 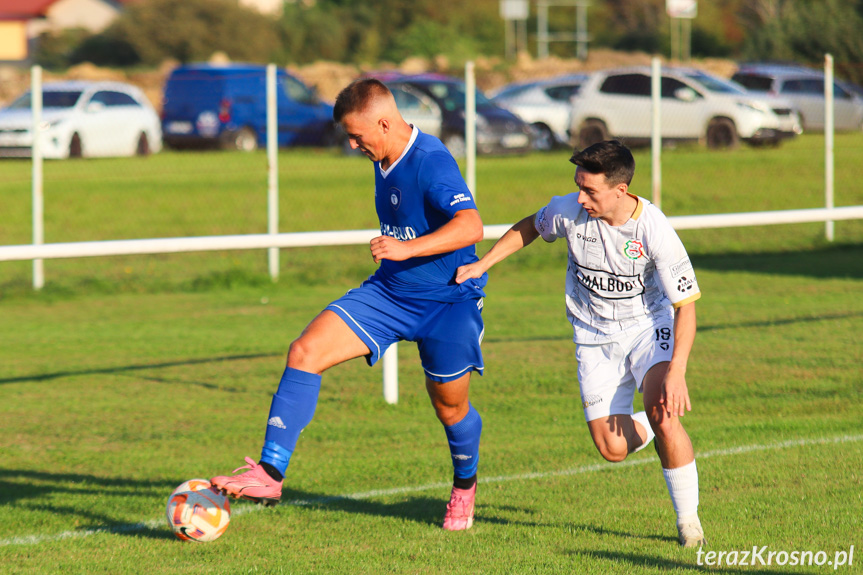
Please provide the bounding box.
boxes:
[389,187,402,211]
[623,239,644,260]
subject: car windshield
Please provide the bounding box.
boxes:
[9,91,84,109]
[422,81,492,110]
[684,72,746,95]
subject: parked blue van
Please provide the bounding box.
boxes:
[161,63,337,151]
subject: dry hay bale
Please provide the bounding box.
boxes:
[66,62,127,82]
[290,61,360,102]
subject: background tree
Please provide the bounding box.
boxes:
[738,0,863,83]
[106,0,281,66]
[27,0,863,87]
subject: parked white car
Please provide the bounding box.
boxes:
[677,68,802,140]
[570,66,791,150]
[732,64,863,132]
[0,81,162,159]
[490,74,588,150]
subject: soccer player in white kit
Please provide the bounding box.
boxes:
[455,140,705,547]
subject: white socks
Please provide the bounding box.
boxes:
[631,411,655,453]
[662,459,700,525]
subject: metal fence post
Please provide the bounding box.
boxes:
[824,54,834,242]
[31,65,44,290]
[267,64,280,280]
[651,57,662,210]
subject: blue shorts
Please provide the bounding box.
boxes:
[326,280,484,383]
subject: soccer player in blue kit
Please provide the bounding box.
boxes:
[212,78,487,531]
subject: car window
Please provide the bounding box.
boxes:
[598,74,701,100]
[419,81,491,111]
[495,85,532,100]
[545,84,581,100]
[599,74,651,96]
[661,77,702,99]
[283,76,315,104]
[9,90,83,109]
[91,91,140,107]
[833,83,852,99]
[781,78,851,99]
[731,74,774,92]
[685,72,745,94]
[781,79,822,95]
[391,87,436,115]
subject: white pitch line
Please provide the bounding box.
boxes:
[3,433,862,547]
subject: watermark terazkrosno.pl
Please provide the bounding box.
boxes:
[697,546,855,569]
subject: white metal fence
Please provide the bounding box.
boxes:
[2,58,862,404]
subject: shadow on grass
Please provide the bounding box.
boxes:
[0,352,279,388]
[570,549,803,575]
[0,468,188,542]
[569,523,675,544]
[275,486,523,529]
[693,243,863,280]
[1,467,521,543]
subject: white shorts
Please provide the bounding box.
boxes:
[576,320,674,422]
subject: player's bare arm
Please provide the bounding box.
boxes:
[455,213,540,284]
[370,208,483,263]
[659,302,697,418]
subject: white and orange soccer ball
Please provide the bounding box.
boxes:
[165,479,231,542]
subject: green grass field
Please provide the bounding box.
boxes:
[1,136,862,573]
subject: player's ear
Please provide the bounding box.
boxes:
[378,117,389,133]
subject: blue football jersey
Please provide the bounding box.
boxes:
[370,129,487,302]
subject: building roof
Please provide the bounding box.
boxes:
[0,0,137,20]
[0,0,59,19]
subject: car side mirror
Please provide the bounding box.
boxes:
[86,101,105,113]
[674,87,698,102]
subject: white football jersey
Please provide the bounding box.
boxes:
[535,193,700,343]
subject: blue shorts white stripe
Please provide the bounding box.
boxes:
[326,278,484,383]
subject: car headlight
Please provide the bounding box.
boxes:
[40,119,66,130]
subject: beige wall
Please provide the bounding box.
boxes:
[46,0,121,33]
[0,22,29,60]
[240,0,284,16]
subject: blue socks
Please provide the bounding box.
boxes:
[259,368,482,488]
[444,403,482,483]
[259,367,322,477]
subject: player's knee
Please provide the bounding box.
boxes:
[286,337,316,370]
[593,436,629,462]
[430,400,464,427]
[597,444,628,463]
[646,410,679,440]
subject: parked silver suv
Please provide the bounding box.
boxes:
[570,66,791,150]
[731,64,863,132]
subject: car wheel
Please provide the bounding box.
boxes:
[69,133,83,158]
[221,127,258,152]
[706,118,739,150]
[443,133,466,158]
[577,120,608,150]
[135,132,151,156]
[532,123,556,151]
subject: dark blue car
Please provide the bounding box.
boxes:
[161,63,338,151]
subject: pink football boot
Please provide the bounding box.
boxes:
[211,457,282,507]
[442,484,476,531]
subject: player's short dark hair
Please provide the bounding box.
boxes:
[333,78,391,123]
[569,140,635,186]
